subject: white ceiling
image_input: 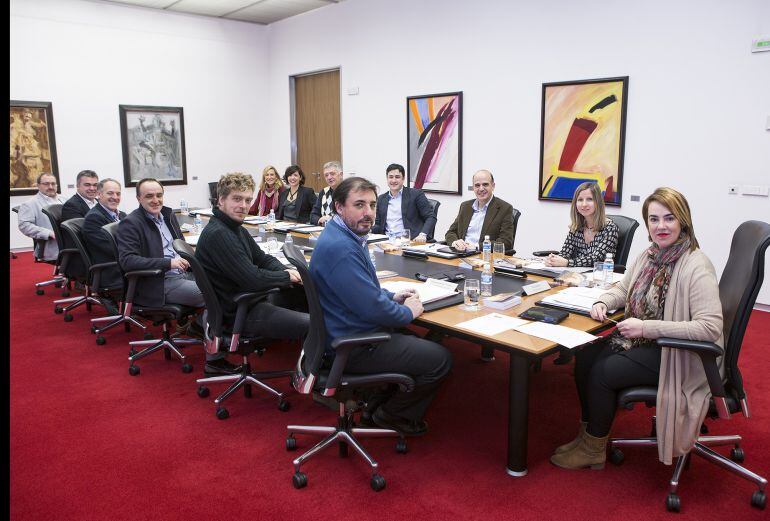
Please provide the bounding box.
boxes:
[95,0,343,25]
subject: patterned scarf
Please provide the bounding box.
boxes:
[610,235,691,351]
[253,186,282,216]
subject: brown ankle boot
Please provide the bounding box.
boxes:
[554,421,588,455]
[550,431,608,470]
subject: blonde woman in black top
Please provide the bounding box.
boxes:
[545,181,619,268]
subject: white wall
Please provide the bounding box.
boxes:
[266,0,770,304]
[10,0,270,248]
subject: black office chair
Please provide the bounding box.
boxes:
[101,224,200,375]
[282,243,411,491]
[55,219,118,323]
[208,182,219,208]
[510,207,521,254]
[15,204,69,296]
[606,214,639,268]
[173,239,292,419]
[10,206,19,260]
[425,198,441,242]
[609,220,770,512]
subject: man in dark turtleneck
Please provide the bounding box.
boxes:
[194,172,308,342]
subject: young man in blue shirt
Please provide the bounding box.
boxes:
[310,177,452,436]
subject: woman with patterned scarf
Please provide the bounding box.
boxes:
[551,187,723,470]
[248,165,285,216]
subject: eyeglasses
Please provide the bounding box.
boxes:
[39,182,57,186]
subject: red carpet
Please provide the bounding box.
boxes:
[10,252,770,520]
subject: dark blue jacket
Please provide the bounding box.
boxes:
[83,203,126,289]
[117,206,183,307]
[310,219,413,352]
[371,186,437,240]
[61,194,93,221]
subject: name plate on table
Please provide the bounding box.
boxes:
[522,280,551,296]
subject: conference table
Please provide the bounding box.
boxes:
[180,212,617,477]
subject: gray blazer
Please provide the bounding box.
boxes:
[17,192,66,261]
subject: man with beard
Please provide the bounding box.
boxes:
[310,177,452,436]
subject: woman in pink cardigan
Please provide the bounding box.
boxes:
[551,187,723,470]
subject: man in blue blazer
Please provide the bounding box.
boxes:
[83,178,126,292]
[371,163,437,242]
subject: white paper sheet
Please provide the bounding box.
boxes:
[381,278,458,304]
[184,234,201,246]
[514,321,597,349]
[455,313,528,336]
[191,208,215,216]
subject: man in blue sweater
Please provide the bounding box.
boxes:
[310,177,452,436]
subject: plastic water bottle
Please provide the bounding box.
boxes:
[193,215,203,234]
[482,235,492,264]
[481,262,493,297]
[268,209,276,230]
[603,253,615,287]
[180,199,189,216]
[369,249,377,269]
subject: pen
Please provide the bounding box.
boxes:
[606,318,618,324]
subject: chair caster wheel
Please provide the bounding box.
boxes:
[292,471,307,489]
[144,332,154,340]
[278,400,290,412]
[751,490,766,510]
[36,289,45,296]
[396,439,408,454]
[96,336,106,345]
[370,474,386,492]
[216,407,229,420]
[129,365,140,376]
[124,323,131,333]
[609,448,625,466]
[286,437,297,451]
[181,363,193,374]
[55,306,63,314]
[700,423,709,435]
[91,325,97,334]
[666,493,681,512]
[197,386,210,398]
[730,447,745,463]
[64,313,73,322]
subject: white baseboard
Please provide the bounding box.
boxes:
[754,303,770,313]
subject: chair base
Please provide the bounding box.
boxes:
[128,322,201,375]
[196,355,292,416]
[286,403,406,491]
[610,435,767,511]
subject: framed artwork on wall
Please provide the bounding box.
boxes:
[406,91,462,195]
[10,100,60,196]
[119,105,187,187]
[539,77,628,206]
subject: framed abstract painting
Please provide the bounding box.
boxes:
[406,91,462,195]
[10,100,60,196]
[119,104,187,187]
[538,77,628,206]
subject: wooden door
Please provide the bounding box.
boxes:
[292,69,341,193]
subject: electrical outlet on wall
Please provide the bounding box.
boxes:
[728,185,739,195]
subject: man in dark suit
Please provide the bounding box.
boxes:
[444,170,515,251]
[372,163,437,242]
[83,178,126,295]
[117,178,239,375]
[61,170,99,221]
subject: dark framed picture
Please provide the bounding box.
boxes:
[10,100,60,196]
[119,105,187,187]
[539,77,629,206]
[406,91,462,195]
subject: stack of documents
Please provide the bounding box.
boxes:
[190,208,215,217]
[525,262,592,275]
[402,243,458,259]
[539,286,617,314]
[483,292,522,310]
[366,233,389,243]
[381,278,459,304]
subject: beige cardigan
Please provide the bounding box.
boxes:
[600,248,723,465]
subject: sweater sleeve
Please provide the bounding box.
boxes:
[642,256,723,342]
[326,250,413,327]
[203,228,290,292]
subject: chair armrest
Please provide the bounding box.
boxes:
[89,261,118,290]
[324,332,392,392]
[614,264,626,273]
[123,269,163,304]
[656,337,729,419]
[90,261,117,274]
[229,289,280,351]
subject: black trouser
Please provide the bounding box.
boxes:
[574,339,661,437]
[343,333,452,422]
[242,288,309,340]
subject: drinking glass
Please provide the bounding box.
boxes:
[592,261,605,288]
[463,279,481,310]
[266,237,279,254]
[493,241,505,263]
[400,229,411,247]
[387,230,399,247]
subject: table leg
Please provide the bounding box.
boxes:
[506,352,530,476]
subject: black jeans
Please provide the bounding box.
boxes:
[343,333,453,422]
[574,339,661,437]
